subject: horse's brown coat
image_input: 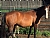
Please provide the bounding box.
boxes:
[6,10,37,27]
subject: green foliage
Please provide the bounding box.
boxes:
[42,30,50,37]
[19,27,26,34]
[16,27,50,37]
[25,27,30,34]
[36,30,42,36]
[16,27,34,34]
[0,10,9,12]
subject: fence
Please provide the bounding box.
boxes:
[0,1,43,9]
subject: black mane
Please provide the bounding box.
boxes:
[33,6,46,24]
[33,6,46,16]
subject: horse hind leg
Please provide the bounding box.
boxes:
[7,25,14,38]
[13,25,17,38]
[13,24,19,38]
[34,24,37,38]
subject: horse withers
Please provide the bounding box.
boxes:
[1,5,50,38]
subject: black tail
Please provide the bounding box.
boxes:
[1,13,6,38]
[2,13,6,25]
[1,13,6,27]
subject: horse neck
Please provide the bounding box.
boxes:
[36,7,46,18]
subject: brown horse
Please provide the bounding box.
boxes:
[1,5,50,38]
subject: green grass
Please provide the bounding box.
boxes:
[42,30,50,37]
[15,27,50,37]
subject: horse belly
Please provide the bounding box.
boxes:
[19,16,33,27]
[21,21,32,27]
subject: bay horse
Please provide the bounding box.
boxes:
[1,5,50,38]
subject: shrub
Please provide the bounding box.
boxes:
[15,27,50,37]
[42,30,50,37]
[36,30,42,36]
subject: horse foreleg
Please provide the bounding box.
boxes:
[34,24,37,38]
[28,26,32,38]
[34,27,36,38]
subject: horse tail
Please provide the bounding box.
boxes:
[1,13,6,26]
[4,13,6,24]
[1,13,6,38]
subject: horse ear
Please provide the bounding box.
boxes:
[45,7,49,19]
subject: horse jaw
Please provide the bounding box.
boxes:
[45,7,49,19]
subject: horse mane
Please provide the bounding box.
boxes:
[32,6,46,18]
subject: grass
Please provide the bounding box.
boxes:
[16,27,50,37]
